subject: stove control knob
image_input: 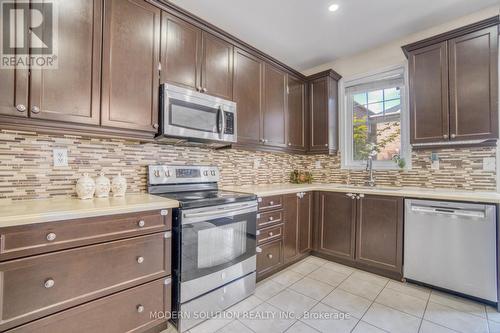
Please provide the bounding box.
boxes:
[164,170,171,177]
[203,171,209,176]
[210,170,216,176]
[153,170,160,177]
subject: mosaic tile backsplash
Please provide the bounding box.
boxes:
[0,129,496,201]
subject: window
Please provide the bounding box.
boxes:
[341,66,410,170]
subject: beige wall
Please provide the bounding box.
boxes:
[302,6,499,78]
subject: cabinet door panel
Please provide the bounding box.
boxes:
[283,194,298,263]
[287,75,306,151]
[356,195,403,273]
[263,64,287,147]
[233,48,262,146]
[408,42,449,143]
[449,26,498,140]
[161,12,201,91]
[309,77,329,152]
[29,0,101,124]
[201,32,233,100]
[0,68,28,118]
[101,0,160,132]
[298,192,312,253]
[316,192,356,260]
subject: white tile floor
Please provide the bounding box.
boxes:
[162,256,499,333]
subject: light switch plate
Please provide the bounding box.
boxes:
[53,148,68,167]
[483,157,496,171]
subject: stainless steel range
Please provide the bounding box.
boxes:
[148,165,257,332]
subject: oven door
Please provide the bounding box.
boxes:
[179,201,257,302]
[162,84,236,143]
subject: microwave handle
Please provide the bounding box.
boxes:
[218,106,226,136]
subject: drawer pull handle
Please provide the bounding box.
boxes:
[137,305,145,313]
[44,279,55,289]
[267,254,273,259]
[269,216,274,221]
[256,246,262,253]
[269,232,274,236]
[138,220,145,228]
[46,232,56,242]
[269,201,274,205]
[137,256,145,264]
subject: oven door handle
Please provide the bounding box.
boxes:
[182,203,258,223]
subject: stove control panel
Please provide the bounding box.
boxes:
[148,165,219,185]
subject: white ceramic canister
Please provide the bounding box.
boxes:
[95,172,111,198]
[76,173,96,200]
[111,173,127,197]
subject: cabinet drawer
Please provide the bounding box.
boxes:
[257,210,283,228]
[258,195,283,211]
[257,224,283,245]
[0,210,171,261]
[257,239,283,276]
[7,278,171,333]
[0,232,171,331]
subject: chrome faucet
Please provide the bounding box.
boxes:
[365,148,377,187]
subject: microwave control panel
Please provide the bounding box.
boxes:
[224,112,234,135]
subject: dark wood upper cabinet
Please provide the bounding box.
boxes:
[448,26,498,141]
[315,192,356,261]
[408,42,450,143]
[29,0,102,125]
[201,32,234,100]
[160,12,201,91]
[356,195,403,274]
[287,75,306,151]
[263,64,287,147]
[0,66,28,118]
[101,0,160,133]
[298,192,313,254]
[233,48,263,146]
[307,70,341,154]
[404,17,499,145]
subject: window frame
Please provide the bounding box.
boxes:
[339,65,411,170]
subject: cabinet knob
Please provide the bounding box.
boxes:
[450,134,456,139]
[137,256,145,264]
[197,86,202,92]
[269,201,274,206]
[288,142,292,146]
[443,134,448,139]
[137,305,145,313]
[269,216,274,221]
[324,144,329,147]
[269,232,274,236]
[44,278,55,289]
[267,254,273,259]
[137,220,145,228]
[256,246,262,253]
[153,123,159,129]
[264,139,269,143]
[16,104,26,112]
[46,232,56,242]
[31,106,40,114]
[202,87,207,93]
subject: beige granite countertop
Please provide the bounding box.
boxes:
[222,183,500,204]
[0,194,179,228]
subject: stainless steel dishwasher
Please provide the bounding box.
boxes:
[404,199,497,302]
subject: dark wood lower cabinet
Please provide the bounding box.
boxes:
[298,192,313,253]
[314,192,403,279]
[314,192,356,261]
[7,278,171,333]
[356,195,403,274]
[257,238,283,277]
[283,192,312,263]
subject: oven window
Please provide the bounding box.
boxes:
[197,221,247,268]
[180,211,256,282]
[169,98,218,133]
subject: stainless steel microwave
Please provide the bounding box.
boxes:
[157,83,237,145]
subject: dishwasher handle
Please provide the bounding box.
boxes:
[410,205,486,219]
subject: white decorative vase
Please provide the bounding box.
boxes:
[76,173,95,200]
[111,173,127,197]
[95,172,111,198]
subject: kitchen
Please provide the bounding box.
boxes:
[0,0,499,333]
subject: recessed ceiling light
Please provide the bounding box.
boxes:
[328,4,339,12]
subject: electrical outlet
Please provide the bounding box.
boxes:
[53,148,68,167]
[431,160,440,170]
[315,160,322,169]
[253,158,261,169]
[483,157,496,171]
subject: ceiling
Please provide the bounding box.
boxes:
[169,0,498,71]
